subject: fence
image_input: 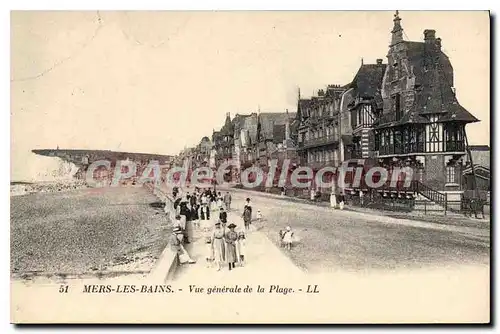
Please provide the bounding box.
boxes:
[244,185,490,218]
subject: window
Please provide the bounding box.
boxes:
[392,94,401,120]
[393,62,400,80]
[446,166,455,184]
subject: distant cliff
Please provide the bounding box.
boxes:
[32,149,174,166]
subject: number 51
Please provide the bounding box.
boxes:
[59,285,69,293]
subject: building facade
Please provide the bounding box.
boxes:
[296,85,345,190]
[370,12,478,193]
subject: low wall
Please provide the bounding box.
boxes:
[145,183,179,282]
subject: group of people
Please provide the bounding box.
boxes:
[206,197,255,271]
[169,186,256,270]
[206,220,246,271]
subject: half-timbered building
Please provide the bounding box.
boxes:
[371,11,479,193]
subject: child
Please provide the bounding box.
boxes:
[256,209,262,221]
[339,198,345,210]
[282,226,294,250]
[205,236,213,268]
[236,231,246,267]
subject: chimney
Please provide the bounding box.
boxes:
[424,29,436,42]
[376,59,383,65]
[436,37,442,50]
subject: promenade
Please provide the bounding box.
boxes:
[158,184,305,283]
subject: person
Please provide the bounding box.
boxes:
[173,196,182,212]
[223,191,232,211]
[190,195,200,229]
[339,191,345,210]
[339,189,345,210]
[359,190,364,206]
[200,193,209,220]
[282,226,294,251]
[330,190,337,209]
[179,196,191,243]
[169,226,195,264]
[205,236,213,268]
[281,186,286,196]
[173,214,183,230]
[211,221,226,271]
[224,223,239,270]
[256,209,262,221]
[310,188,315,201]
[219,207,228,228]
[216,192,223,210]
[236,231,246,267]
[242,199,252,231]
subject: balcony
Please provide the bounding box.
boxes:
[298,134,339,150]
[378,142,425,156]
[445,141,465,152]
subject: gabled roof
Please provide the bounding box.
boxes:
[404,41,478,123]
[220,114,234,135]
[258,112,296,140]
[348,63,387,99]
[243,115,259,145]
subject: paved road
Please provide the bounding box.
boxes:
[217,187,490,274]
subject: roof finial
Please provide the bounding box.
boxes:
[361,57,364,65]
[298,87,301,100]
[258,104,261,114]
[391,10,404,46]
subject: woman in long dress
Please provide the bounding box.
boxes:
[330,191,337,208]
[211,221,226,271]
[224,223,239,270]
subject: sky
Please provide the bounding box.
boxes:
[10,11,490,181]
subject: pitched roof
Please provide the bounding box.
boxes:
[242,114,259,145]
[406,41,478,123]
[348,63,387,99]
[272,124,286,144]
[297,99,311,119]
[375,40,479,128]
[220,114,234,136]
[258,112,296,140]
